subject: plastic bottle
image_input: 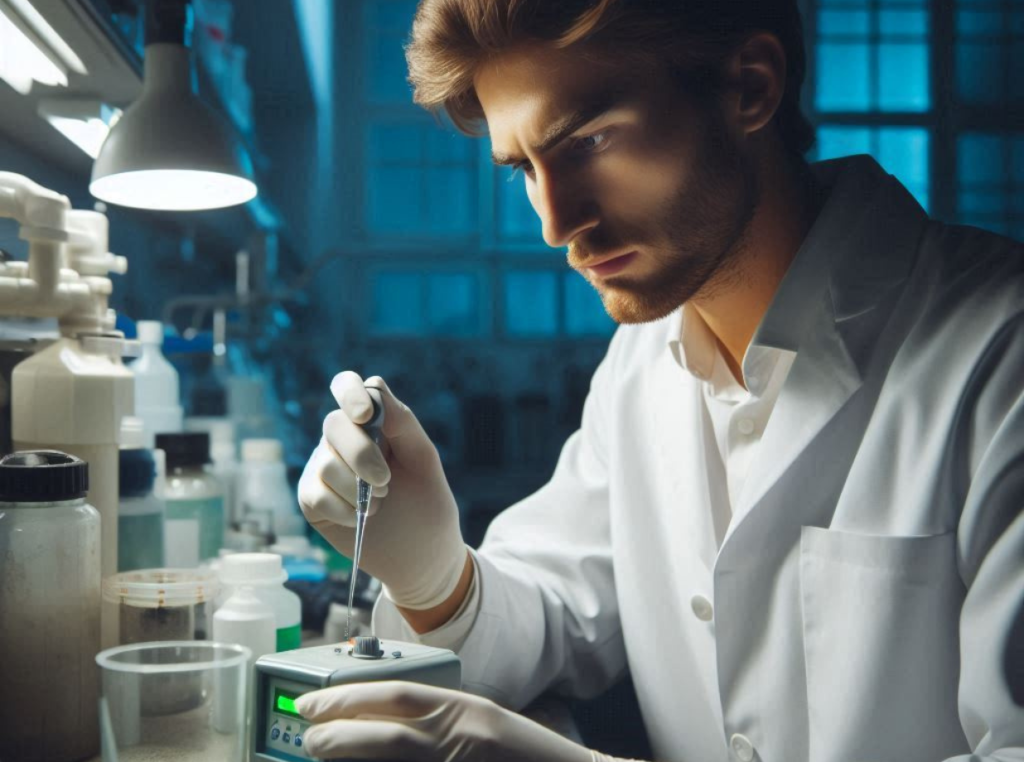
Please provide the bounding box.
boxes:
[219,552,302,651]
[132,320,183,448]
[12,334,134,648]
[185,416,238,529]
[237,438,307,539]
[157,432,225,567]
[212,586,275,735]
[118,416,165,571]
[0,451,100,762]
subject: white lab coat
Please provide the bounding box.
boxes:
[378,155,1024,762]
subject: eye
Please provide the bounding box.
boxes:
[571,131,610,154]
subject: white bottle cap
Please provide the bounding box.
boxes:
[137,320,164,344]
[241,438,283,463]
[219,552,287,585]
[120,416,146,449]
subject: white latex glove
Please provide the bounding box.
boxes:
[295,681,641,762]
[298,372,468,610]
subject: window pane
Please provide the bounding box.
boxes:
[879,128,930,210]
[505,272,557,336]
[425,167,476,235]
[497,170,543,243]
[816,43,871,111]
[368,123,421,165]
[819,10,870,36]
[368,167,421,235]
[427,273,480,336]
[956,10,1003,35]
[880,10,928,35]
[878,44,930,111]
[956,43,1005,105]
[425,125,475,164]
[372,272,424,335]
[957,189,1005,214]
[958,133,1005,185]
[564,274,615,336]
[815,126,873,160]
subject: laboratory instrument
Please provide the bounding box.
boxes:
[347,386,385,639]
[102,567,219,714]
[131,320,183,447]
[1,173,136,647]
[219,552,303,651]
[157,431,226,566]
[96,641,251,762]
[252,637,461,761]
[118,416,166,571]
[0,450,99,762]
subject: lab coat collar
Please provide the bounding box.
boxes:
[725,154,928,541]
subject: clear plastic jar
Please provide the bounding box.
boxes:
[157,432,225,566]
[0,450,100,762]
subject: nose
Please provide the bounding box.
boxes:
[528,167,599,249]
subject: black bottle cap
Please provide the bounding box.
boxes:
[0,450,89,502]
[155,432,210,470]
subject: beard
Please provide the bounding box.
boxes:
[567,110,760,325]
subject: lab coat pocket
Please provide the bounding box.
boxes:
[799,526,967,762]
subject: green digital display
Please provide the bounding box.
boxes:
[274,688,302,719]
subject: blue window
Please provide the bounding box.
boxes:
[366,120,478,237]
[504,271,558,336]
[564,273,615,337]
[364,0,417,104]
[815,0,930,113]
[816,126,931,210]
[957,133,1024,240]
[496,167,544,246]
[370,270,484,336]
[955,3,1024,106]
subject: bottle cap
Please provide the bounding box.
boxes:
[156,431,211,469]
[241,438,283,463]
[0,450,89,502]
[119,447,156,498]
[137,320,164,344]
[219,552,287,585]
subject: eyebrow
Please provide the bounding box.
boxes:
[490,98,620,167]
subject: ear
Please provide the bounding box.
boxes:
[723,32,787,137]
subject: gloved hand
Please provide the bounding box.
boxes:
[295,681,641,762]
[298,372,468,610]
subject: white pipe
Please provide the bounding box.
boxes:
[27,239,61,305]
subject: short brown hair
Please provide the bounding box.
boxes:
[406,0,815,157]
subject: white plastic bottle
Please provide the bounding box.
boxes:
[132,320,183,448]
[237,438,307,539]
[219,553,302,652]
[212,586,275,734]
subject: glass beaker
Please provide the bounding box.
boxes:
[96,641,250,762]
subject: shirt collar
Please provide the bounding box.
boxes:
[666,155,897,395]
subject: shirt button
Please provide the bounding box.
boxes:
[690,595,713,622]
[730,733,755,762]
[738,418,755,435]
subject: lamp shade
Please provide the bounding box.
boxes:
[90,43,257,211]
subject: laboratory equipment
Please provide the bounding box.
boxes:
[185,415,238,527]
[158,431,225,566]
[96,641,251,762]
[238,437,306,538]
[1,174,136,647]
[131,320,183,447]
[219,552,303,651]
[102,567,219,715]
[347,386,385,639]
[119,416,166,571]
[253,638,461,761]
[0,450,99,762]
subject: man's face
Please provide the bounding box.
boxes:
[475,44,760,324]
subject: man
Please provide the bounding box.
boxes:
[297,1,1024,760]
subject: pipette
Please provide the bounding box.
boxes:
[346,386,385,640]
